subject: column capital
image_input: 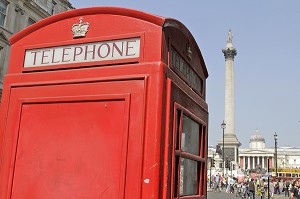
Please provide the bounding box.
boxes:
[222,48,237,61]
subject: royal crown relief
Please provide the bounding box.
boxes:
[72,17,90,38]
[23,17,141,68]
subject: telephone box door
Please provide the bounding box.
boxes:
[1,79,145,199]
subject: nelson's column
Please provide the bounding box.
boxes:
[218,30,241,166]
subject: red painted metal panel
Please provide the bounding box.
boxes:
[0,79,147,198]
[12,101,127,198]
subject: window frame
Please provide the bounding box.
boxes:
[0,0,8,27]
[172,103,207,199]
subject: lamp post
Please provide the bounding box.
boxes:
[230,161,233,176]
[267,158,270,199]
[221,121,226,176]
[210,152,215,188]
[210,154,212,188]
[274,132,278,178]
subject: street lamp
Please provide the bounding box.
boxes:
[221,120,226,176]
[210,152,215,188]
[274,132,278,178]
[267,158,270,199]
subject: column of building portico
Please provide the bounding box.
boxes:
[248,156,250,170]
[262,157,264,169]
[243,156,246,170]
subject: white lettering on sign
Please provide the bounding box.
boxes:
[24,37,140,68]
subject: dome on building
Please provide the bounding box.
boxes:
[249,129,266,149]
[250,129,266,143]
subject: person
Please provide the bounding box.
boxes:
[242,182,248,198]
[260,179,266,199]
[214,174,220,192]
[279,180,284,195]
[236,182,241,197]
[269,180,274,199]
[274,179,279,194]
[290,180,299,199]
[249,178,256,199]
[229,177,235,194]
[222,175,227,190]
[263,179,268,197]
[285,180,290,197]
[226,176,231,193]
[257,184,262,198]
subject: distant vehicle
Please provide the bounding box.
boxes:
[270,169,300,181]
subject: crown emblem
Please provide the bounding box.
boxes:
[72,17,90,38]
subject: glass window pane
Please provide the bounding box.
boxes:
[175,109,181,150]
[181,114,200,155]
[174,156,179,197]
[179,158,198,196]
[0,13,4,26]
[0,1,7,13]
[0,0,7,27]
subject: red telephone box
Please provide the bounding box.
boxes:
[0,7,208,199]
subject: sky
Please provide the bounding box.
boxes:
[70,1,300,148]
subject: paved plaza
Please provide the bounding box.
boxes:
[208,190,288,199]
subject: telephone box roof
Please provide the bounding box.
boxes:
[10,7,208,77]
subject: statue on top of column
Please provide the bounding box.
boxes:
[227,30,233,43]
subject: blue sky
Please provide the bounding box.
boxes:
[70,1,300,148]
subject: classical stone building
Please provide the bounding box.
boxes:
[0,0,74,99]
[209,129,300,177]
[239,129,300,171]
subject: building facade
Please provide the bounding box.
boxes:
[239,129,300,171]
[0,0,74,99]
[209,129,300,177]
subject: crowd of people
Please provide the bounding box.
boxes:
[209,173,300,199]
